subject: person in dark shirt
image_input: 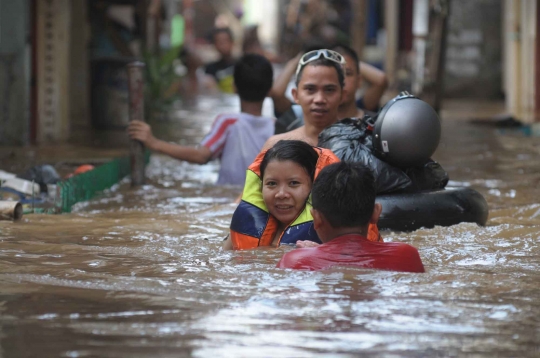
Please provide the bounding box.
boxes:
[333,44,387,118]
[277,161,425,273]
[204,27,236,93]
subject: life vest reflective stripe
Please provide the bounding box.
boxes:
[230,147,382,250]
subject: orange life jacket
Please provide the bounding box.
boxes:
[230,147,381,250]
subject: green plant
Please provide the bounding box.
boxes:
[143,46,183,116]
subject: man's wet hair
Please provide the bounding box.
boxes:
[333,44,360,73]
[295,58,345,89]
[210,27,234,43]
[312,161,376,228]
[234,54,273,102]
[260,140,319,182]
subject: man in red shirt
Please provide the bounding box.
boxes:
[276,162,425,273]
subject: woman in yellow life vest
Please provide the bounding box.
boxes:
[225,140,381,250]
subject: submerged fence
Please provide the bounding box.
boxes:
[24,150,150,214]
[55,151,150,213]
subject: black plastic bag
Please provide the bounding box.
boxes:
[404,160,449,192]
[318,118,413,194]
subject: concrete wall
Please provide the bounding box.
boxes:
[0,0,30,145]
[69,1,90,132]
[444,0,502,98]
[36,0,71,143]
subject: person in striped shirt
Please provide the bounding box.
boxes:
[128,54,275,186]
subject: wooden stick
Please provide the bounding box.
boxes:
[127,61,146,187]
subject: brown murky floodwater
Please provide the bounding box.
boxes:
[1,96,540,357]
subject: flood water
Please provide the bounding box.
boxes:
[1,96,540,357]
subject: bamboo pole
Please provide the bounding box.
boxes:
[350,0,368,59]
[385,0,399,89]
[127,62,146,187]
[412,0,428,95]
[507,0,522,120]
[183,0,194,48]
[423,0,450,112]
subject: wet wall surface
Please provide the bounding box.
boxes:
[1,97,540,357]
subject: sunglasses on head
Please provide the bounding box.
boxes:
[295,49,346,77]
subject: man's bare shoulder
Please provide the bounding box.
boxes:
[261,127,318,150]
[262,127,307,150]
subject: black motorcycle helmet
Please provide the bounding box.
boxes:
[372,92,441,168]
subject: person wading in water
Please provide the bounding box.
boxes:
[262,49,346,150]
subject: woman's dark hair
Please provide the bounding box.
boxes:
[260,140,319,181]
[312,161,376,228]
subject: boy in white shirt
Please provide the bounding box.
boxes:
[128,54,274,186]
